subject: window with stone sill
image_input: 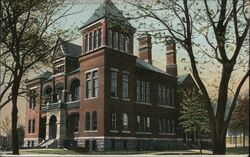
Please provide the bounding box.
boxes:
[85,112,90,130]
[28,119,35,134]
[73,114,79,132]
[92,111,97,130]
[86,70,98,99]
[136,80,150,103]
[159,118,175,133]
[111,112,117,130]
[69,79,80,101]
[55,65,64,74]
[111,71,117,97]
[122,73,129,99]
[123,113,128,131]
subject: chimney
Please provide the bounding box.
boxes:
[166,39,177,77]
[138,34,152,64]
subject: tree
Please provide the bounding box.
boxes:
[229,94,249,149]
[179,88,210,154]
[0,0,80,154]
[124,0,249,154]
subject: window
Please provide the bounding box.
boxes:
[55,64,64,74]
[85,112,90,130]
[28,120,31,133]
[123,113,128,131]
[172,120,175,133]
[122,73,129,99]
[111,113,117,130]
[119,34,124,51]
[92,111,97,130]
[29,90,36,109]
[146,82,150,103]
[162,86,166,105]
[44,87,52,104]
[146,117,150,132]
[73,114,79,132]
[107,29,112,47]
[113,32,118,49]
[125,36,129,53]
[94,30,97,49]
[55,84,63,102]
[32,119,35,133]
[136,80,140,101]
[98,29,102,47]
[141,81,146,102]
[86,70,98,98]
[70,80,80,101]
[85,34,88,52]
[158,85,162,105]
[89,32,92,50]
[93,71,98,97]
[86,73,91,98]
[111,71,117,97]
[137,115,141,132]
[136,80,150,103]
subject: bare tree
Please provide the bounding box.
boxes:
[0,0,81,154]
[124,0,249,154]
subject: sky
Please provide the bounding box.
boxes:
[0,0,248,127]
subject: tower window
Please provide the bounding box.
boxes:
[98,29,102,47]
[89,32,93,50]
[107,29,112,47]
[94,30,97,49]
[85,34,88,53]
[119,34,124,51]
[125,36,129,53]
[113,32,118,49]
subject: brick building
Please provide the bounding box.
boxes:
[24,0,194,151]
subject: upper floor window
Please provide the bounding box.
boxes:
[85,112,90,130]
[92,111,97,130]
[111,113,117,130]
[29,90,37,109]
[55,83,64,102]
[98,29,102,47]
[111,70,118,97]
[94,30,97,49]
[44,87,52,104]
[136,80,150,103]
[55,64,64,74]
[86,70,98,99]
[107,29,112,47]
[119,34,124,51]
[125,36,129,53]
[85,34,88,52]
[159,118,175,133]
[28,120,31,133]
[122,73,129,99]
[69,79,80,101]
[123,113,128,131]
[89,32,93,50]
[113,32,118,49]
[158,85,174,106]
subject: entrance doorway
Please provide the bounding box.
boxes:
[49,115,57,139]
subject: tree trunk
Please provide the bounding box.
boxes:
[11,77,21,155]
[212,130,227,154]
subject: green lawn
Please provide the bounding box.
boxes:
[3,146,248,155]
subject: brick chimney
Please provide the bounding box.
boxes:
[138,34,152,64]
[166,39,177,77]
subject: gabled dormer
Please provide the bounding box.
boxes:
[80,0,136,55]
[52,38,81,75]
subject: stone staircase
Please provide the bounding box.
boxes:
[39,139,57,148]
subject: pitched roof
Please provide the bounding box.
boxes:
[136,58,173,77]
[52,38,82,61]
[177,74,189,85]
[58,38,81,58]
[80,0,133,29]
[29,71,53,82]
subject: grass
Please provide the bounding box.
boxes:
[2,146,248,155]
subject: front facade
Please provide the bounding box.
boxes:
[24,0,184,151]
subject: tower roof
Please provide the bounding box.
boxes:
[80,0,134,29]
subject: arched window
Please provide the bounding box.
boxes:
[92,111,97,130]
[125,36,129,53]
[85,34,88,52]
[29,90,37,109]
[85,112,90,130]
[89,32,93,51]
[44,87,52,104]
[113,32,118,49]
[107,29,112,47]
[98,29,102,47]
[119,34,124,51]
[69,79,80,101]
[111,113,116,130]
[123,113,128,131]
[93,30,97,49]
